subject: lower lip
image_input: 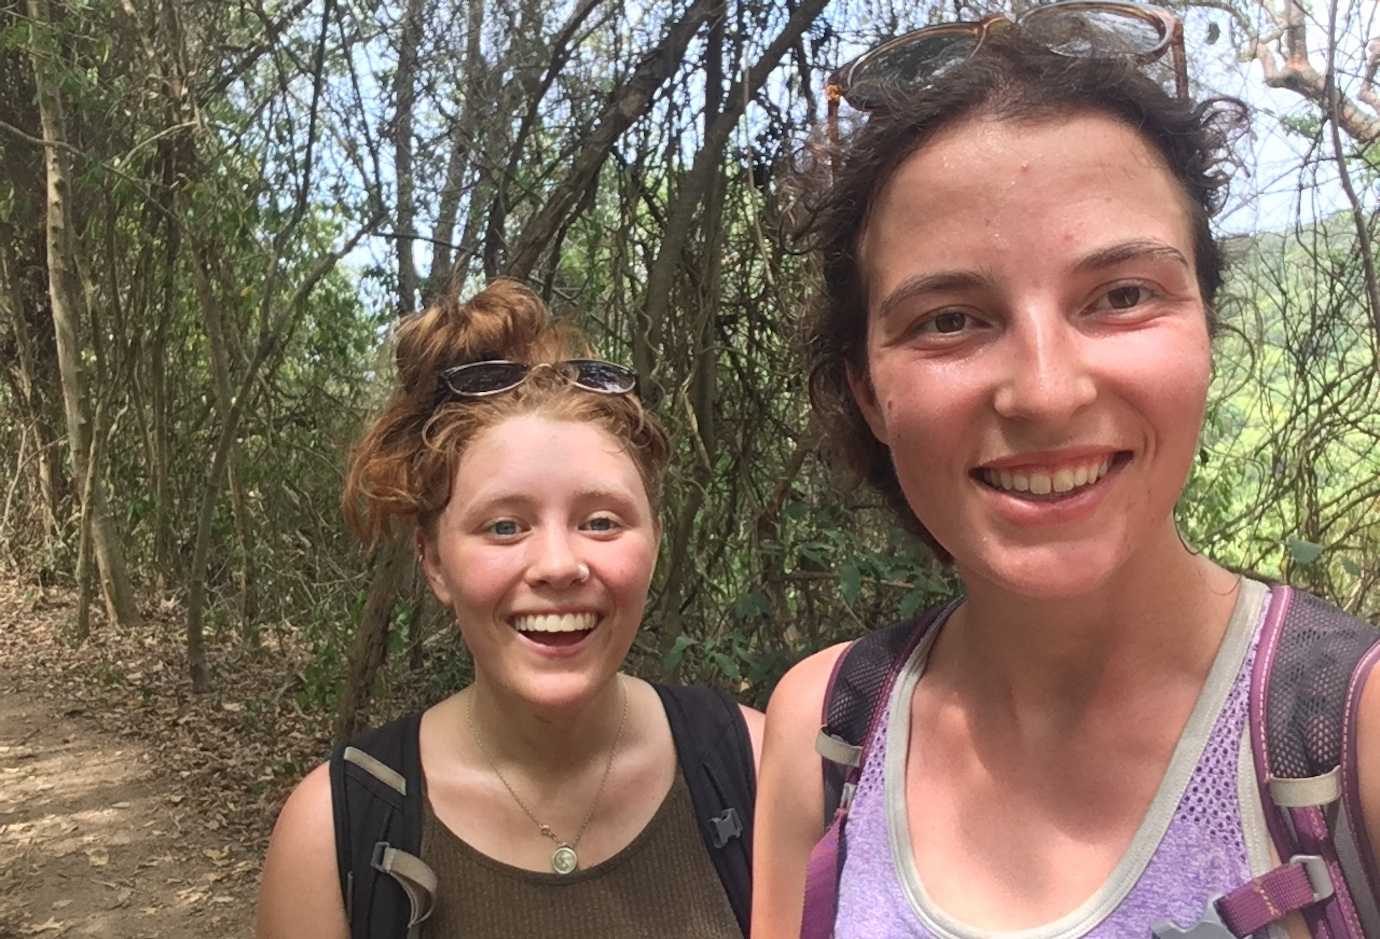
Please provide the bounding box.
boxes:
[513,624,599,658]
[977,458,1128,526]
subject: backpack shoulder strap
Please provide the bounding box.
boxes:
[799,602,953,939]
[653,682,755,936]
[818,602,954,824]
[329,711,436,939]
[1226,585,1380,938]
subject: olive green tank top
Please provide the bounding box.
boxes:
[418,769,742,937]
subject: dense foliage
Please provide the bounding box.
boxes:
[1,0,1376,730]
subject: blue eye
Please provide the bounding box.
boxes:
[583,515,622,533]
[487,519,521,537]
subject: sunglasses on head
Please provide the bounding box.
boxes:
[437,359,639,400]
[826,1,1186,140]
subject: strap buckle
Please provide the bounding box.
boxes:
[708,808,743,848]
[1151,898,1234,938]
[1293,854,1334,904]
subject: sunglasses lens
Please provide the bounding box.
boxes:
[1021,7,1165,58]
[567,360,638,393]
[847,32,978,109]
[444,361,527,395]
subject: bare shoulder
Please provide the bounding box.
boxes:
[256,761,349,939]
[766,641,850,733]
[750,641,851,939]
[738,703,765,771]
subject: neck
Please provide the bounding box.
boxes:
[943,522,1240,723]
[466,673,627,777]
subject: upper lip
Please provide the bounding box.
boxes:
[976,447,1125,471]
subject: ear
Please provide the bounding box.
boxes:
[416,528,453,609]
[846,361,890,445]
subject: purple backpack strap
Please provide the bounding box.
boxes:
[1232,585,1380,938]
[799,603,954,939]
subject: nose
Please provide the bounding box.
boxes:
[525,527,588,588]
[991,307,1098,423]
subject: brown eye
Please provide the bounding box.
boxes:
[930,311,969,333]
[1106,286,1145,309]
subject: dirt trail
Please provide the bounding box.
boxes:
[0,681,255,939]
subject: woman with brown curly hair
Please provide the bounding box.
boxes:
[257,278,761,938]
[752,8,1380,939]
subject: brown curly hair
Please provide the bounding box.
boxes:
[796,36,1246,558]
[342,278,669,545]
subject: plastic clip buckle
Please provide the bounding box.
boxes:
[1150,896,1234,939]
[708,808,743,848]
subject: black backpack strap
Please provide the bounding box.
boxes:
[818,602,955,824]
[1251,587,1380,936]
[329,711,436,939]
[653,683,755,936]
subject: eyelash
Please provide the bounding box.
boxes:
[582,515,623,534]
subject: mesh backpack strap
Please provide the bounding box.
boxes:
[818,603,955,824]
[802,602,953,939]
[1247,586,1380,938]
[329,711,436,939]
[654,683,755,936]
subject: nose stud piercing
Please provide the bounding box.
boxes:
[575,563,591,583]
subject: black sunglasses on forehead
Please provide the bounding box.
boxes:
[826,1,1187,139]
[436,359,640,400]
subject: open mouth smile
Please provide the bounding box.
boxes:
[973,452,1132,502]
[510,612,601,649]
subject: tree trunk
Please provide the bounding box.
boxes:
[392,0,423,315]
[505,0,724,278]
[26,0,142,628]
[334,536,410,740]
[637,0,828,375]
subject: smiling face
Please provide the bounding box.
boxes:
[420,413,659,712]
[851,111,1212,598]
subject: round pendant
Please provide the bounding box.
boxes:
[551,844,578,875]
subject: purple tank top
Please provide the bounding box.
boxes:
[834,580,1274,938]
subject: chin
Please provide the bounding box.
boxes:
[959,539,1131,601]
[511,669,617,713]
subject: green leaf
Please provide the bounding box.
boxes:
[712,652,741,682]
[1341,558,1362,577]
[1285,538,1324,565]
[839,562,861,603]
[898,589,926,620]
[733,590,770,621]
[662,634,695,674]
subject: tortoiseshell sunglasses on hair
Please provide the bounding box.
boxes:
[437,359,639,400]
[826,1,1187,139]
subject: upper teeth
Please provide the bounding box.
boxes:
[513,613,599,633]
[982,457,1113,495]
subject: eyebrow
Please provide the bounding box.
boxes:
[1073,239,1190,274]
[464,486,636,512]
[875,269,993,321]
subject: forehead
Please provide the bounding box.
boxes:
[453,414,647,505]
[859,112,1195,298]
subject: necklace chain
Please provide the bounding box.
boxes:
[466,677,629,864]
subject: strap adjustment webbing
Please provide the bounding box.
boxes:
[370,841,437,935]
[1216,855,1334,935]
